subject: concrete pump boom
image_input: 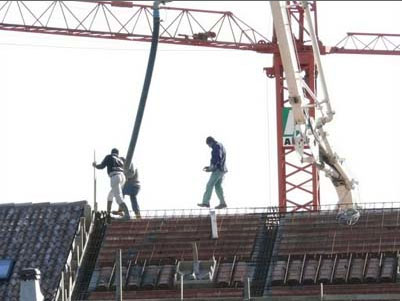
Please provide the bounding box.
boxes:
[270,1,360,225]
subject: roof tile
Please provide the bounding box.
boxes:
[0,201,87,300]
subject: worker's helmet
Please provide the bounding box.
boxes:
[111,148,119,155]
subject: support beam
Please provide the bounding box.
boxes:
[210,210,218,239]
[115,249,122,301]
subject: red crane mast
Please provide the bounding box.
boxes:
[0,1,399,212]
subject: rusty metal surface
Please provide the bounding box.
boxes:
[97,266,113,291]
[271,261,287,285]
[365,257,380,282]
[317,258,333,284]
[216,262,234,288]
[232,261,248,287]
[83,207,399,299]
[266,208,400,297]
[277,209,399,255]
[88,287,243,299]
[98,214,263,265]
[127,265,143,290]
[334,258,348,284]
[349,258,364,283]
[142,265,160,289]
[84,212,273,299]
[286,259,302,285]
[271,282,400,296]
[302,259,317,284]
[380,256,397,282]
[157,265,174,289]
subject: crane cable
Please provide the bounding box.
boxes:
[124,1,162,172]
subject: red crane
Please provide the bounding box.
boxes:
[1,1,398,212]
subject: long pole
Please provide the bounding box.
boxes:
[180,273,184,300]
[115,249,122,301]
[93,150,98,213]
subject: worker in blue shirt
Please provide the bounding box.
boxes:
[93,148,130,220]
[123,165,141,219]
[198,136,228,209]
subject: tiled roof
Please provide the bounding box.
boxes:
[265,207,400,298]
[0,201,88,301]
[81,212,274,300]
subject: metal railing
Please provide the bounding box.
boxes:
[54,212,95,301]
[132,206,278,218]
[118,202,400,219]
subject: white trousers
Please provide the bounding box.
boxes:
[107,173,126,205]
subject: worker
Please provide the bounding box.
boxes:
[123,165,141,219]
[93,148,130,220]
[198,136,228,209]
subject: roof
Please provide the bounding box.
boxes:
[265,207,400,298]
[74,206,400,300]
[78,210,275,300]
[0,201,88,300]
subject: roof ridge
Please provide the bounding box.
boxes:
[0,200,88,208]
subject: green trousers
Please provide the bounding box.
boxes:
[202,170,226,206]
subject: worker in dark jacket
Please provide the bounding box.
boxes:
[123,165,141,219]
[93,148,130,220]
[198,136,228,209]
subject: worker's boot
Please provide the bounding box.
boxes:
[107,201,113,214]
[111,204,125,216]
[215,203,227,210]
[135,211,141,219]
[120,203,130,221]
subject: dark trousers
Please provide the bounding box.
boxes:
[123,183,140,214]
[129,195,140,214]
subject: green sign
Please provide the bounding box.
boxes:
[282,107,294,145]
